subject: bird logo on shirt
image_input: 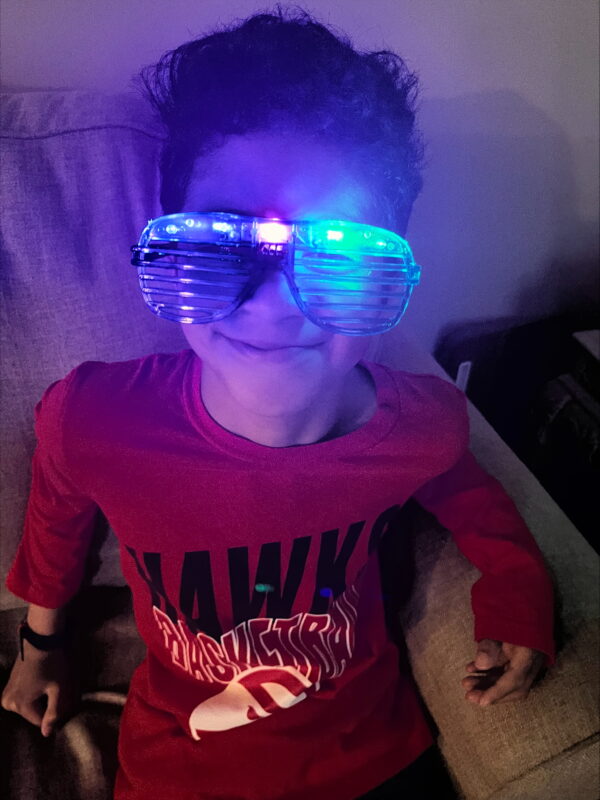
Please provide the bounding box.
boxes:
[189,665,317,740]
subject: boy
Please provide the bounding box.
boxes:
[2,8,554,800]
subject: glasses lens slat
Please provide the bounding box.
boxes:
[139,272,249,291]
[297,300,405,309]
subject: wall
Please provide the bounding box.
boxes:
[1,0,598,354]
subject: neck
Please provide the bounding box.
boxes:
[199,365,375,448]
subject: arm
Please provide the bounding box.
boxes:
[4,371,99,732]
[413,449,555,706]
[7,371,99,606]
[27,603,66,635]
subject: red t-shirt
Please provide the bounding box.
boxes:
[7,350,554,800]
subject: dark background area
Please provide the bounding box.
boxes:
[435,311,600,554]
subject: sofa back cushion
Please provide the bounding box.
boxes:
[0,91,185,610]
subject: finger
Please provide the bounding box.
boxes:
[475,668,534,706]
[487,687,530,705]
[474,639,503,670]
[467,684,530,706]
[41,685,59,737]
[461,666,505,692]
[463,659,504,673]
[3,696,44,729]
[462,674,493,690]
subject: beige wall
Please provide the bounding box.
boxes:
[2,0,598,353]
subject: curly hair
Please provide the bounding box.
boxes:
[139,5,424,232]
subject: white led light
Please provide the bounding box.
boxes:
[257,221,291,244]
[166,224,179,235]
[213,221,233,233]
[326,230,344,241]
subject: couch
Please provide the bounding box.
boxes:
[1,90,598,800]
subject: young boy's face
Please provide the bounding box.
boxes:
[180,130,389,423]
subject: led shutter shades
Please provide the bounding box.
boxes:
[131,213,421,334]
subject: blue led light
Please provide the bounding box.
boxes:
[213,221,233,233]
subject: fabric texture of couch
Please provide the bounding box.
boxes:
[1,90,598,800]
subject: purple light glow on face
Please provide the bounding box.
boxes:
[180,131,380,446]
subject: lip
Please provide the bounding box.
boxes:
[217,333,324,361]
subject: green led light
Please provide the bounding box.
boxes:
[255,583,274,593]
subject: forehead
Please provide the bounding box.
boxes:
[184,131,385,226]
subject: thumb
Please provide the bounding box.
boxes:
[41,685,59,737]
[474,639,503,670]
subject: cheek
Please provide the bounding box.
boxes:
[180,323,218,360]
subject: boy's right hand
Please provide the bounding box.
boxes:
[1,641,77,736]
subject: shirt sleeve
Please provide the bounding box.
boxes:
[413,447,555,666]
[6,370,99,608]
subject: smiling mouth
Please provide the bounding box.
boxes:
[219,334,322,352]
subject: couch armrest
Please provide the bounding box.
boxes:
[376,329,599,799]
[398,408,599,800]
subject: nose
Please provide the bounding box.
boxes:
[239,263,303,322]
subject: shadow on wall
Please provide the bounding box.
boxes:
[396,89,598,357]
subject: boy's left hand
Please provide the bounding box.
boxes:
[461,639,546,707]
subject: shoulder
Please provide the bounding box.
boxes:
[35,350,193,434]
[63,349,190,392]
[377,365,470,455]
[67,349,191,388]
[385,367,467,416]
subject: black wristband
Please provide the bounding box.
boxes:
[19,619,69,660]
